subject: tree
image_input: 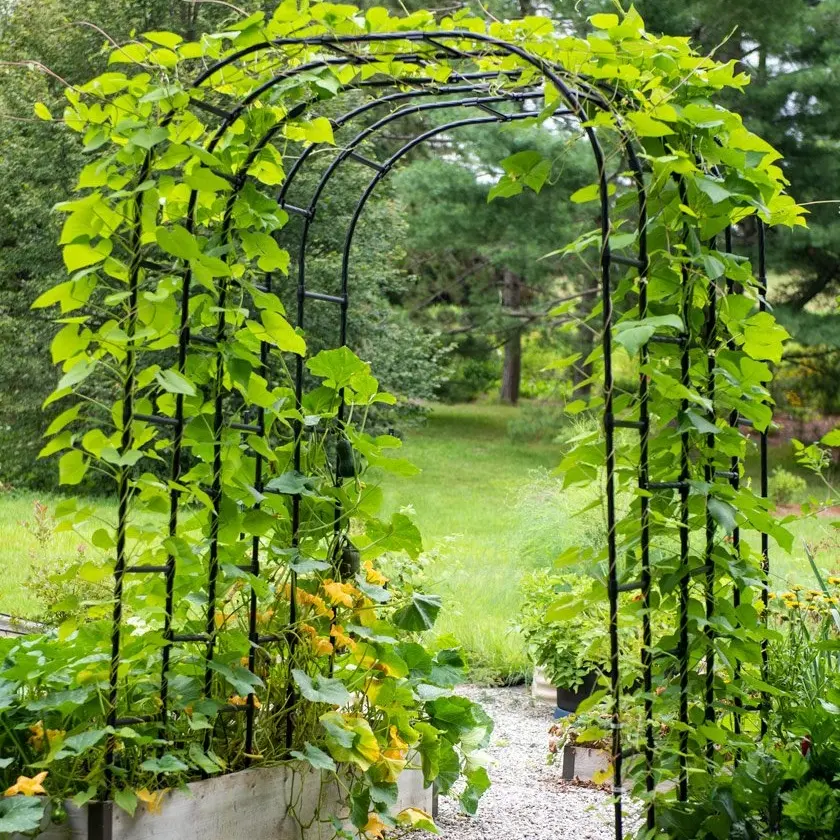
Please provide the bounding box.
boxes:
[0,0,440,487]
[395,120,596,404]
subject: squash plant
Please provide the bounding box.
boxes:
[0,0,809,836]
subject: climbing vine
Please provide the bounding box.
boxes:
[0,1,807,838]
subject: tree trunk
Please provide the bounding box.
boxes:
[500,269,522,405]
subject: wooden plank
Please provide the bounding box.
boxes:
[28,761,434,838]
[0,613,44,637]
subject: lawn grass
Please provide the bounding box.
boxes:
[379,402,593,682]
[1,402,838,682]
[0,493,116,619]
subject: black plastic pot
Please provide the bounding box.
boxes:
[556,670,598,713]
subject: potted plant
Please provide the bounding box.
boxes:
[517,571,608,713]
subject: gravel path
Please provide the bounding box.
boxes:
[436,685,619,840]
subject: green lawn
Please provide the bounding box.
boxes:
[379,402,592,682]
[2,402,838,683]
[0,494,108,618]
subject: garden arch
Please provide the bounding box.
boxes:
[30,7,803,839]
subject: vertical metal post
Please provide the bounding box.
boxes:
[87,801,114,840]
[597,156,623,840]
[161,190,199,733]
[246,269,271,760]
[724,225,744,744]
[678,257,691,802]
[630,159,655,831]
[105,153,149,794]
[703,237,718,766]
[758,220,770,736]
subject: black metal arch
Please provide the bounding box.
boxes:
[100,26,771,840]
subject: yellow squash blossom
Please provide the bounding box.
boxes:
[28,721,65,751]
[312,636,334,657]
[4,772,48,797]
[331,624,356,651]
[363,812,387,839]
[136,788,167,815]
[363,560,388,587]
[229,695,261,709]
[323,579,357,608]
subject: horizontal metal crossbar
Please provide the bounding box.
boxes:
[303,290,348,304]
[607,417,647,430]
[114,714,158,727]
[645,481,689,491]
[172,633,211,643]
[135,413,178,428]
[617,580,643,593]
[714,470,739,480]
[282,203,313,219]
[126,565,168,574]
[649,334,687,346]
[230,421,261,433]
[191,98,235,120]
[347,150,385,171]
[611,253,645,269]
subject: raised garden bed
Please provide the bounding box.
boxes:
[15,764,433,840]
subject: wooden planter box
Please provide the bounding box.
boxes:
[18,762,434,840]
[559,744,611,782]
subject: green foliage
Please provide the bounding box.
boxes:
[517,570,608,690]
[656,699,840,839]
[769,467,808,505]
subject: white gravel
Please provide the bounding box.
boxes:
[436,685,619,840]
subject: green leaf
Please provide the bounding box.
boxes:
[143,31,184,48]
[206,660,264,696]
[0,796,46,834]
[821,428,840,447]
[307,346,369,389]
[393,593,442,632]
[615,314,683,356]
[156,224,200,260]
[113,788,138,817]
[320,711,380,770]
[129,126,169,150]
[460,766,491,815]
[501,150,551,193]
[264,471,317,496]
[240,232,290,273]
[708,497,737,533]
[742,312,790,364]
[188,743,224,775]
[140,753,189,774]
[292,669,352,706]
[155,369,197,396]
[302,116,335,145]
[56,728,107,757]
[34,102,52,121]
[291,742,337,773]
[63,239,112,271]
[627,112,675,137]
[260,311,306,355]
[59,449,88,485]
[695,175,732,205]
[684,410,720,435]
[570,183,615,204]
[590,13,619,28]
[184,166,231,193]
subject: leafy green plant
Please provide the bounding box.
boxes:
[517,571,608,690]
[769,467,807,506]
[656,697,840,839]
